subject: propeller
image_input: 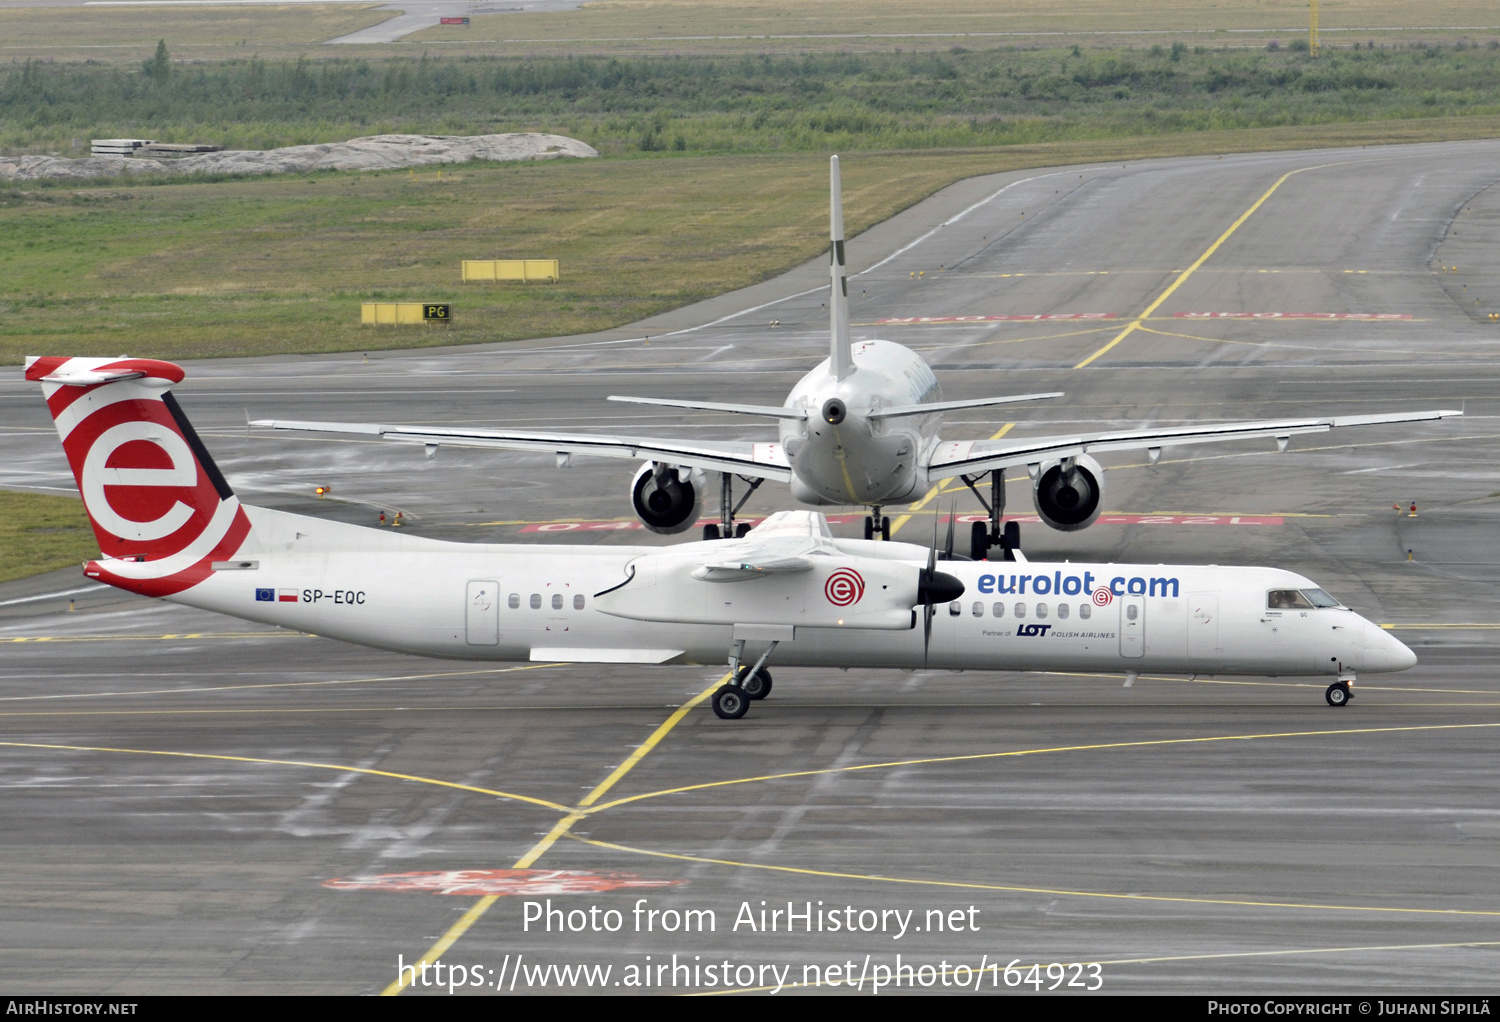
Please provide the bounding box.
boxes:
[943,502,956,561]
[917,516,966,663]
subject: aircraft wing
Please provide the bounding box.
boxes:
[249,419,792,480]
[925,409,1463,478]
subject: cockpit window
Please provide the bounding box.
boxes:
[1301,588,1340,608]
[1267,589,1314,610]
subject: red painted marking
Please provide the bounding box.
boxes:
[1092,587,1113,606]
[323,868,686,896]
[957,513,1282,526]
[877,313,1116,324]
[824,568,865,607]
[1173,312,1411,320]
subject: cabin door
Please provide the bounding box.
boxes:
[1188,593,1220,656]
[466,579,500,646]
[1119,595,1145,658]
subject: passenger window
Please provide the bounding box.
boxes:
[530,594,542,609]
[972,602,984,618]
[552,594,564,610]
[1057,603,1069,619]
[507,594,520,609]
[1267,589,1314,610]
[1015,603,1026,619]
[574,594,585,610]
[949,601,962,616]
[1126,604,1139,621]
[1036,603,1048,619]
[992,603,1005,618]
[1079,604,1091,619]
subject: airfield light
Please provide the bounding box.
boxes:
[315,486,331,498]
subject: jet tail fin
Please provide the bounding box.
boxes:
[25,355,254,598]
[829,155,854,381]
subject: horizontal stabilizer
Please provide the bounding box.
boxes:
[607,395,806,420]
[868,392,1064,420]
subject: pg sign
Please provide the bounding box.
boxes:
[423,304,452,322]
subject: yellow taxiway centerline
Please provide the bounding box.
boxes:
[1073,159,1355,369]
[379,674,726,996]
[570,833,1500,919]
[583,721,1500,814]
[0,740,570,812]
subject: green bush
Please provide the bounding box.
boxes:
[3,45,1500,157]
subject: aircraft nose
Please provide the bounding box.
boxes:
[1364,620,1417,672]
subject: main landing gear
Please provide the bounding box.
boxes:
[713,639,778,719]
[1325,677,1355,707]
[703,472,763,541]
[863,507,891,541]
[959,468,1019,561]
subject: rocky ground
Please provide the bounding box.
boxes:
[0,132,598,182]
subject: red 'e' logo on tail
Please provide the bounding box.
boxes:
[30,357,251,597]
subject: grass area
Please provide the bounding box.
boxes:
[0,5,388,62]
[413,0,1500,54]
[3,0,1495,62]
[4,112,1499,367]
[7,43,1500,157]
[0,491,97,585]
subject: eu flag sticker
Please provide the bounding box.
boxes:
[255,588,274,602]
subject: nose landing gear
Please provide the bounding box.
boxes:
[863,508,891,541]
[1325,678,1354,707]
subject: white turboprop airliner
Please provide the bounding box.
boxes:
[253,156,1460,561]
[29,355,1415,718]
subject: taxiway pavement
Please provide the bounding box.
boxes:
[3,140,1500,994]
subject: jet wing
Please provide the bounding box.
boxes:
[249,419,792,480]
[925,409,1463,478]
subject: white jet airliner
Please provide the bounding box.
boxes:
[29,355,1415,718]
[253,156,1460,561]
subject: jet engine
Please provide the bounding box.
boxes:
[1031,454,1104,532]
[630,461,705,535]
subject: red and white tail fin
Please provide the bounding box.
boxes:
[26,356,253,597]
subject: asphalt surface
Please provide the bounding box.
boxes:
[3,140,1500,995]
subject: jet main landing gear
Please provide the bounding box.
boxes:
[703,472,763,540]
[960,468,1017,561]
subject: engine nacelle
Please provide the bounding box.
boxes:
[630,461,705,535]
[1031,453,1104,532]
